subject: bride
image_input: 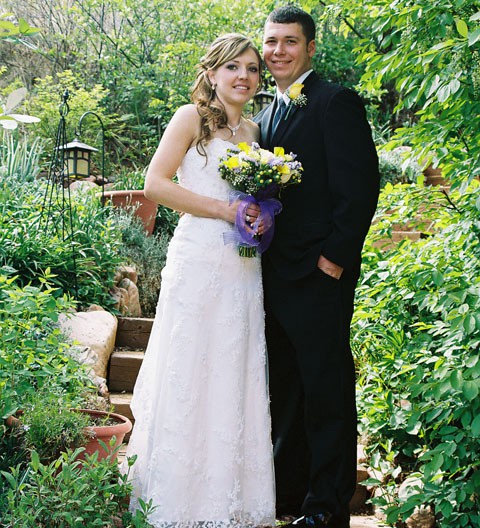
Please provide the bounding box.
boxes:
[124,33,275,528]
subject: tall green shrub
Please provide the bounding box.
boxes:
[25,70,115,161]
[312,0,480,189]
[353,181,480,526]
[0,271,91,420]
[0,174,123,309]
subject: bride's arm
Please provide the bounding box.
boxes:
[144,105,238,223]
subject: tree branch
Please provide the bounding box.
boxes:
[317,0,365,41]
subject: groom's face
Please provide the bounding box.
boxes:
[263,22,315,92]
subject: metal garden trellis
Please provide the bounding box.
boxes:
[41,89,79,295]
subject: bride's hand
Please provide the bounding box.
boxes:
[245,204,265,235]
[224,201,265,235]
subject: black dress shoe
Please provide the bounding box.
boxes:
[284,513,333,527]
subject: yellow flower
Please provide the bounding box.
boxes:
[274,146,285,157]
[280,169,292,184]
[288,83,304,100]
[237,142,251,154]
[224,156,240,169]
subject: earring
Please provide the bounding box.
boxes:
[212,82,216,91]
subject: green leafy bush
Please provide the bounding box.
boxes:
[0,270,95,509]
[0,271,91,419]
[326,0,480,189]
[25,70,112,151]
[313,4,364,89]
[0,449,154,527]
[378,147,422,188]
[0,172,124,309]
[353,181,480,526]
[113,211,171,317]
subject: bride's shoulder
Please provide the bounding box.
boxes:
[243,118,260,143]
[168,105,201,145]
[173,104,201,122]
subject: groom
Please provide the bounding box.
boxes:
[254,6,379,528]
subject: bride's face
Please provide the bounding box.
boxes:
[209,48,260,106]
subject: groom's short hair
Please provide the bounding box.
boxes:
[266,5,316,44]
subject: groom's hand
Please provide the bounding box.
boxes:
[317,254,343,280]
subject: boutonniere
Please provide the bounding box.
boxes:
[284,83,307,120]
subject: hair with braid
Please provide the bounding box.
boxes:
[191,33,262,156]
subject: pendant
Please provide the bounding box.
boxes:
[227,122,241,136]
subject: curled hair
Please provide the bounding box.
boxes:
[191,33,262,156]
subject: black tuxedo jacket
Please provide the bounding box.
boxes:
[254,72,379,280]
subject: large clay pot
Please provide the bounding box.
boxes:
[5,409,132,463]
[102,189,157,234]
[75,408,132,462]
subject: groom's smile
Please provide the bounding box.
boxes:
[263,22,315,92]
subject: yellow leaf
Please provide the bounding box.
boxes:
[455,18,468,38]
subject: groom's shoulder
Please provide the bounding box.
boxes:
[309,77,366,114]
[309,76,349,101]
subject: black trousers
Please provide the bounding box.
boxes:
[263,260,358,525]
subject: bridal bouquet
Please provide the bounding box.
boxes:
[219,142,303,257]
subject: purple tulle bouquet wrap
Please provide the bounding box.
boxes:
[219,142,303,257]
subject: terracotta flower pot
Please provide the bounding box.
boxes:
[74,408,132,462]
[5,409,132,463]
[5,413,21,428]
[102,189,157,234]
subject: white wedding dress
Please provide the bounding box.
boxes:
[125,138,276,528]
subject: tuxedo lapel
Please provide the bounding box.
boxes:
[260,102,276,147]
[270,71,318,147]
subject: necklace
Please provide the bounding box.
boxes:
[227,121,241,136]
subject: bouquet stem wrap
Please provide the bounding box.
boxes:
[224,189,282,257]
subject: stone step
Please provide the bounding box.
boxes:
[350,516,381,528]
[108,348,145,392]
[110,391,134,422]
[110,391,134,442]
[115,316,154,349]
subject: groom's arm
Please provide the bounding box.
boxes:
[317,254,343,279]
[320,89,379,272]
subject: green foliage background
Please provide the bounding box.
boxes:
[353,181,480,526]
[1,0,480,525]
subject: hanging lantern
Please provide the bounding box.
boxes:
[253,88,275,115]
[59,138,98,179]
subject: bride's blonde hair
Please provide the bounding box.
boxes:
[191,33,262,156]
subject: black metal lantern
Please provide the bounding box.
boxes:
[253,88,275,115]
[60,137,98,180]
